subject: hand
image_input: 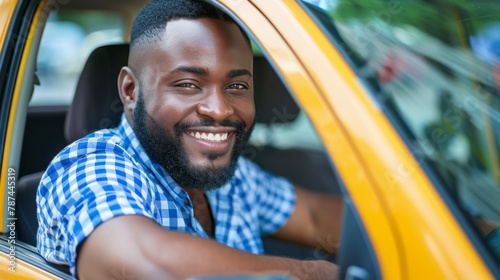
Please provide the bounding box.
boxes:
[291,260,339,280]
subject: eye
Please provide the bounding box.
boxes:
[177,83,198,89]
[227,83,248,90]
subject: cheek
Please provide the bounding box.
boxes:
[149,95,198,125]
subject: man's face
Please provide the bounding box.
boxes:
[130,18,255,190]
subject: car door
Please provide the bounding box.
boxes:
[212,0,499,279]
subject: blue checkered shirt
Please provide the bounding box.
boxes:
[37,114,296,277]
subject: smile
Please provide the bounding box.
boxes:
[187,131,229,142]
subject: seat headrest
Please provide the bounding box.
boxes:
[64,44,128,143]
[64,46,300,143]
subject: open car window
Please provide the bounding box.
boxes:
[302,0,500,265]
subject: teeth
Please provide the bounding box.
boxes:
[190,132,229,142]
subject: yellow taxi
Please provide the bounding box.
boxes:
[1,0,499,279]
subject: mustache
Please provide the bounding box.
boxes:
[174,120,246,134]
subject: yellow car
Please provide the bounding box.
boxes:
[1,0,499,279]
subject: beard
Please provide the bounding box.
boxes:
[132,90,254,191]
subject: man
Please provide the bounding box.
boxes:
[37,0,342,279]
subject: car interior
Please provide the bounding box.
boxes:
[12,0,343,273]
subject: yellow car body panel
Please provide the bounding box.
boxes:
[0,253,61,279]
[0,0,17,46]
[220,0,495,279]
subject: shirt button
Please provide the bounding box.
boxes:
[185,199,190,206]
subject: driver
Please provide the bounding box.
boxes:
[37,0,342,279]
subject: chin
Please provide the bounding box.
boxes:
[192,156,231,171]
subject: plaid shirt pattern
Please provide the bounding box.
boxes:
[36,115,296,277]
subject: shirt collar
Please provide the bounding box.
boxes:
[116,113,189,202]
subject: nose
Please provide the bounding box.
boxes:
[196,89,234,121]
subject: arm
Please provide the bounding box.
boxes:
[271,186,343,256]
[77,215,338,280]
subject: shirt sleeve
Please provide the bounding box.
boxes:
[37,137,156,277]
[237,157,296,236]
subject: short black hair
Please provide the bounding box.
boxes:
[131,0,250,48]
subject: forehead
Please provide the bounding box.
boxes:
[132,18,252,75]
[166,18,249,49]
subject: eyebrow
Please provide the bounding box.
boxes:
[170,66,252,78]
[227,69,252,78]
[171,66,208,75]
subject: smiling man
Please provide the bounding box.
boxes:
[129,17,255,194]
[37,0,342,279]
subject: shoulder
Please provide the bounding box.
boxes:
[65,129,128,157]
[39,128,145,192]
[37,128,155,214]
[47,129,129,170]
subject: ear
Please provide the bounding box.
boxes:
[118,66,139,114]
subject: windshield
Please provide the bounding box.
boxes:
[302,0,500,264]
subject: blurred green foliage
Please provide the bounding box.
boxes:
[331,0,500,45]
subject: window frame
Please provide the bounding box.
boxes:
[298,0,500,277]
